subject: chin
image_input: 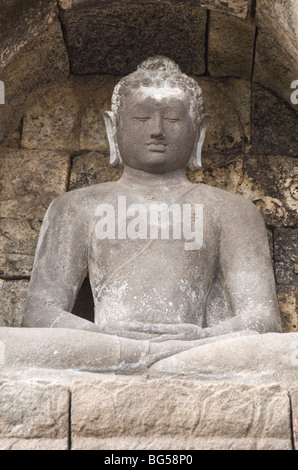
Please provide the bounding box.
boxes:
[126,153,187,174]
[131,153,168,173]
[144,160,171,174]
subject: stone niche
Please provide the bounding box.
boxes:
[0,0,297,451]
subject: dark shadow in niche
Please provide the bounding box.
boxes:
[72,277,94,323]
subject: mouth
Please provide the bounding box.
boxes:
[146,143,167,153]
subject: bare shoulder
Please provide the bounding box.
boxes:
[192,183,262,223]
[47,182,117,218]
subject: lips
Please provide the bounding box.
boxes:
[146,142,167,153]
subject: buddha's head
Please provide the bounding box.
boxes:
[103,56,209,173]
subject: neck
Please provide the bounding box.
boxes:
[119,166,189,189]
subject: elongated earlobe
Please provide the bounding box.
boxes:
[187,113,209,171]
[103,111,122,166]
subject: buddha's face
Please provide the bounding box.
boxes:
[116,86,197,173]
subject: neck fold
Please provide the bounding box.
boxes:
[119,166,189,190]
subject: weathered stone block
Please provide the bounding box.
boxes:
[21,76,119,152]
[0,279,29,327]
[187,153,244,194]
[0,19,69,146]
[1,121,22,149]
[254,0,298,110]
[0,219,40,279]
[274,228,298,286]
[197,77,251,154]
[256,0,297,52]
[0,368,293,451]
[277,285,298,333]
[200,0,254,18]
[78,77,119,152]
[72,435,291,451]
[252,85,298,157]
[0,0,59,69]
[188,154,297,229]
[59,4,207,75]
[0,380,69,450]
[58,0,253,20]
[71,377,292,450]
[0,438,68,450]
[240,155,298,228]
[208,11,255,79]
[69,152,122,190]
[21,82,82,151]
[0,150,70,219]
[254,30,298,111]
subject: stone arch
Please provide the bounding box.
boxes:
[1,0,297,144]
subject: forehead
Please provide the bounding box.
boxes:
[122,86,192,114]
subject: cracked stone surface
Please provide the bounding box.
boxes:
[0,368,294,451]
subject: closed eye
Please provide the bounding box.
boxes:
[165,118,180,123]
[133,117,150,122]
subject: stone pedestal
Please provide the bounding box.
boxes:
[0,367,297,451]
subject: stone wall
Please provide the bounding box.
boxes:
[0,0,297,331]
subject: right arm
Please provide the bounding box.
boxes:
[23,193,100,332]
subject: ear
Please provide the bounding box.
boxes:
[103,111,122,166]
[187,113,209,171]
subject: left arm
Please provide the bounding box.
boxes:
[204,198,282,337]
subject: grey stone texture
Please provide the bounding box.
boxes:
[208,11,255,79]
[277,285,298,333]
[0,149,70,281]
[58,0,253,20]
[0,219,40,279]
[21,76,119,152]
[0,0,69,145]
[254,0,298,111]
[148,332,298,385]
[0,149,70,220]
[0,0,59,69]
[0,280,29,327]
[240,156,298,228]
[71,377,292,450]
[189,154,298,229]
[274,229,298,287]
[0,378,69,450]
[198,77,251,154]
[0,368,296,450]
[0,149,70,285]
[69,152,122,190]
[59,3,207,75]
[252,85,298,157]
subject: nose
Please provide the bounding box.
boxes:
[150,115,165,140]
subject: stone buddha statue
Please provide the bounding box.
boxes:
[1,57,296,381]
